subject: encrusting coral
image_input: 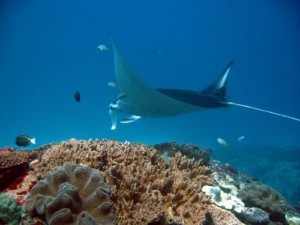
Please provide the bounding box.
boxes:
[25,164,116,225]
[30,139,243,225]
[0,148,31,169]
[0,148,32,190]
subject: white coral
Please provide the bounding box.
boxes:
[202,185,245,213]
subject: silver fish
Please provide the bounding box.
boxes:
[217,138,229,147]
[98,44,109,51]
[237,136,245,141]
[107,81,117,88]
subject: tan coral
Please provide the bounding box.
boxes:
[25,164,116,225]
[32,139,242,225]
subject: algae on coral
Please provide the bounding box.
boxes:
[0,194,24,225]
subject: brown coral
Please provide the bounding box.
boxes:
[0,148,32,190]
[0,148,31,169]
[25,164,116,225]
[30,139,242,225]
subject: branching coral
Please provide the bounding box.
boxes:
[103,149,213,224]
[25,164,116,225]
[29,139,243,224]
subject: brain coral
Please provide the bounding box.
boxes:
[25,164,116,225]
[30,139,243,225]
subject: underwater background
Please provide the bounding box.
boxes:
[1,0,299,207]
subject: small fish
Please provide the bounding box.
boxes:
[163,152,170,166]
[98,44,109,51]
[237,136,245,142]
[15,135,36,147]
[74,91,80,102]
[217,138,229,147]
[107,81,117,88]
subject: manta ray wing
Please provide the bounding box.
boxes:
[112,41,202,117]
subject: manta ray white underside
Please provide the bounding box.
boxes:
[111,42,203,117]
[109,41,212,129]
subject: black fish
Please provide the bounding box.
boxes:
[15,135,36,147]
[74,91,80,102]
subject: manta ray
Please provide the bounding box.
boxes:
[108,41,300,130]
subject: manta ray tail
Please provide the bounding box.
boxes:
[201,61,234,99]
[227,101,300,122]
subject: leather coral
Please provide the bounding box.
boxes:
[25,164,116,225]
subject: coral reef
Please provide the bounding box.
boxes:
[3,139,300,225]
[29,139,242,225]
[0,194,24,225]
[25,164,116,225]
[0,148,32,191]
[153,141,212,165]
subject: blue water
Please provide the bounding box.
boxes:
[1,0,300,204]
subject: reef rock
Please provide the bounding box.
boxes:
[25,164,116,225]
[207,160,300,224]
[238,181,296,223]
